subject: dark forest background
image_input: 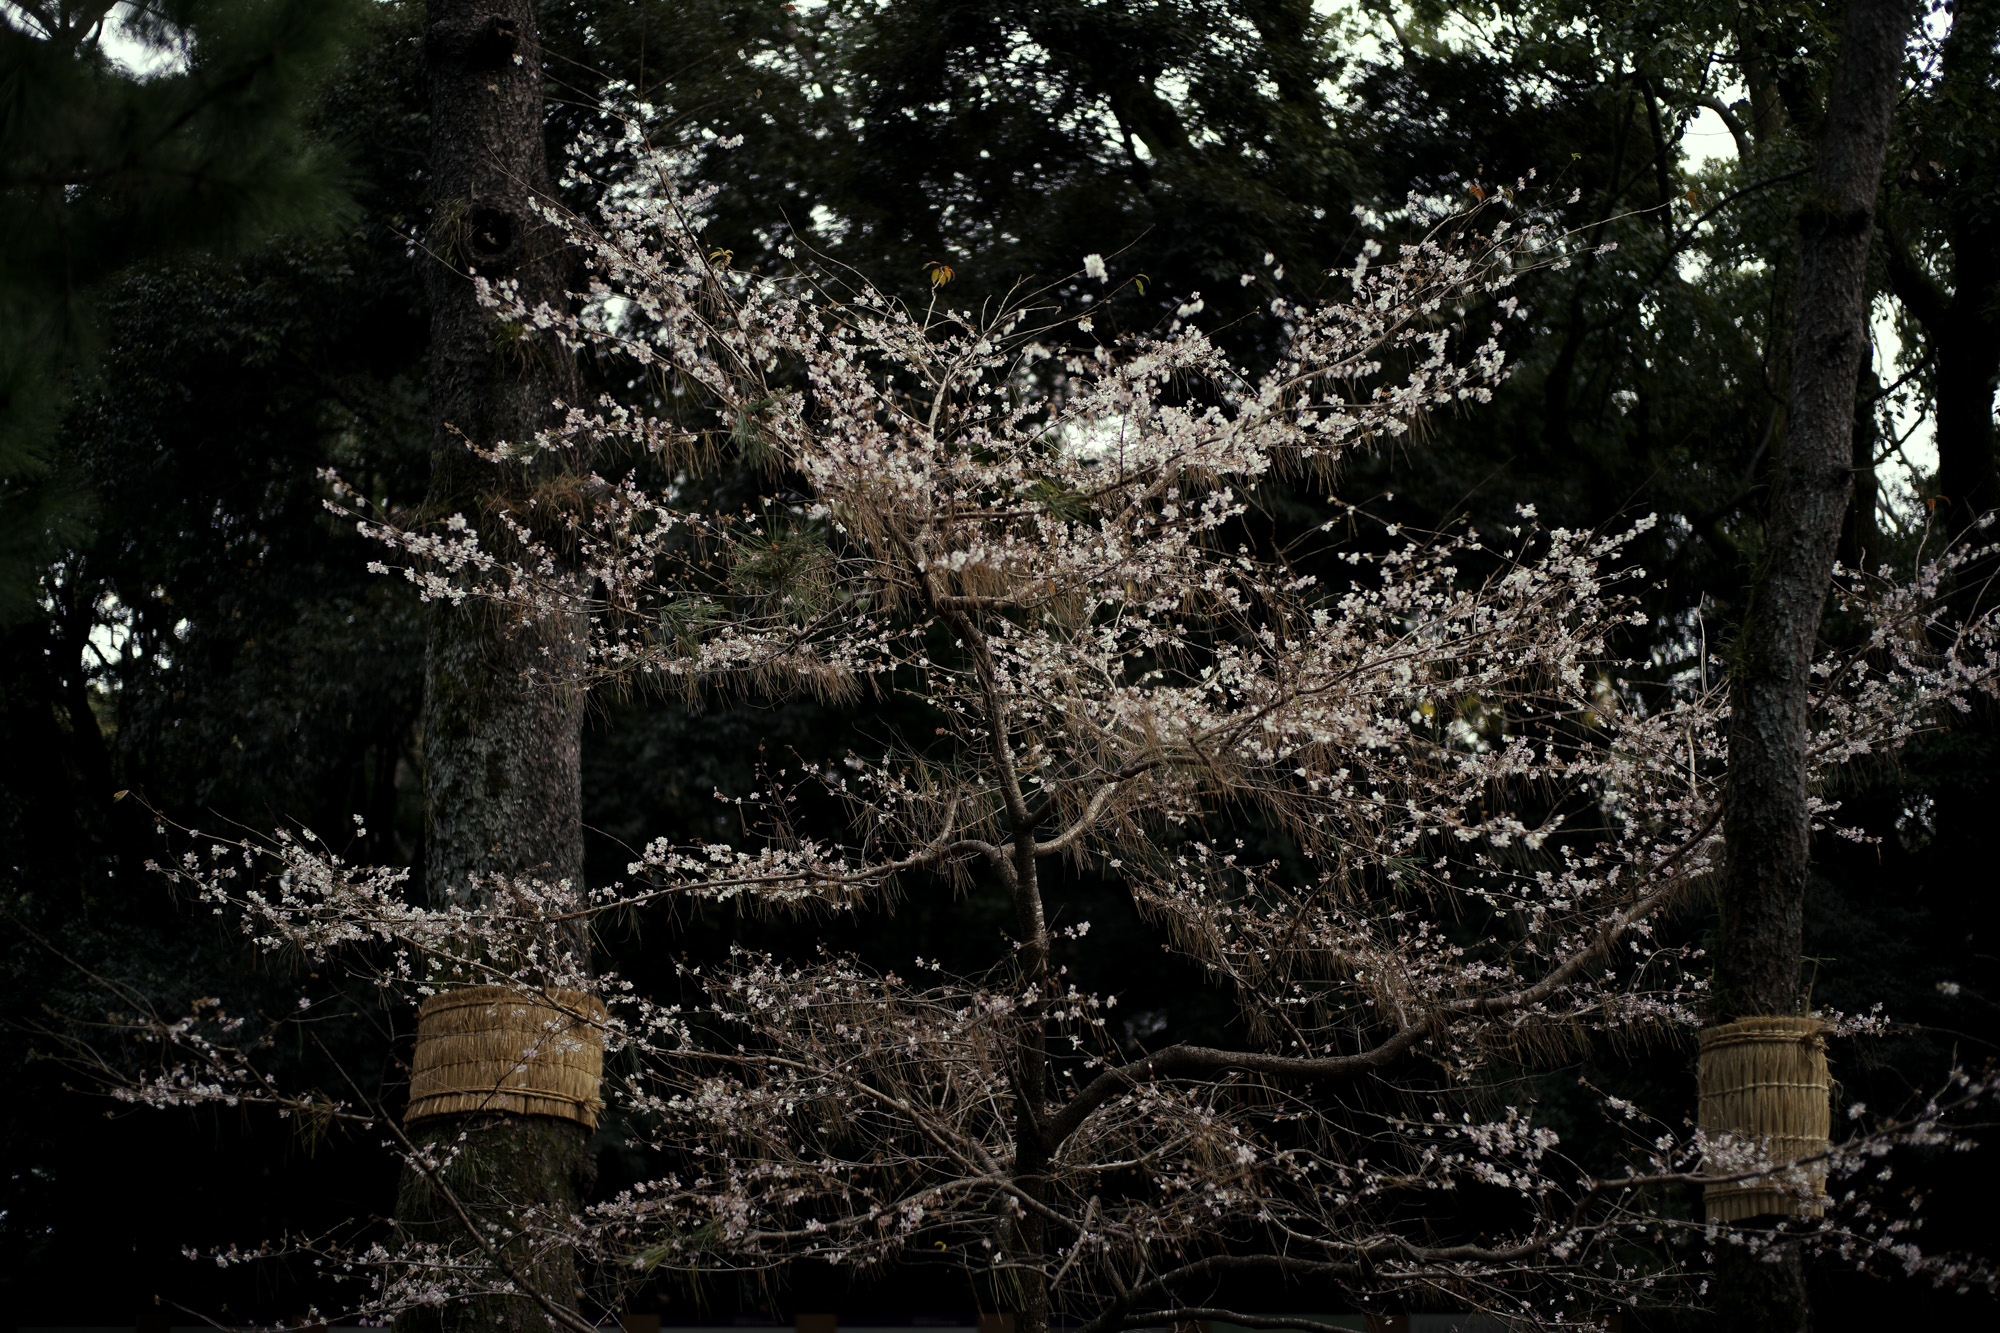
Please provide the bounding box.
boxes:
[3,0,1998,1326]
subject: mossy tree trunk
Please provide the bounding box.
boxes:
[393,2,592,1330]
[1712,1,1913,1329]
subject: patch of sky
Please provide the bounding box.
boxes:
[87,2,193,80]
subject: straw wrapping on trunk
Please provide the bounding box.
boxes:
[1697,1016,1831,1221]
[406,986,608,1129]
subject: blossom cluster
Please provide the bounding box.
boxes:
[64,130,2000,1329]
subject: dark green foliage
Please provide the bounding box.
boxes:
[1,10,427,1317]
[1342,5,1821,616]
[543,1,1356,358]
[810,0,1356,331]
[0,0,361,617]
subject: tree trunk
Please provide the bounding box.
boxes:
[393,3,590,1330]
[1713,1,1913,1328]
[1839,362,1882,576]
[1930,0,2000,536]
[1934,319,2000,535]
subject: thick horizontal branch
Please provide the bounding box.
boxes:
[1114,1310,1359,1333]
[1043,1023,1429,1148]
[1452,802,1721,1017]
[1047,804,1722,1149]
[1079,1236,1565,1333]
[1074,1255,1364,1333]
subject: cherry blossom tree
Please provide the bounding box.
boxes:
[64,134,2000,1331]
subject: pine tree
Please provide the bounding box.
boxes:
[1713,1,1917,1327]
[0,0,356,618]
[388,2,591,1329]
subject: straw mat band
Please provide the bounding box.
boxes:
[406,986,608,1130]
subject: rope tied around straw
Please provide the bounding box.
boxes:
[406,986,608,1130]
[1698,1015,1832,1222]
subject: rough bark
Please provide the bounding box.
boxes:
[1712,2,1913,1329]
[1839,362,1882,576]
[1712,1243,1815,1333]
[393,3,591,1331]
[1717,0,1911,1023]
